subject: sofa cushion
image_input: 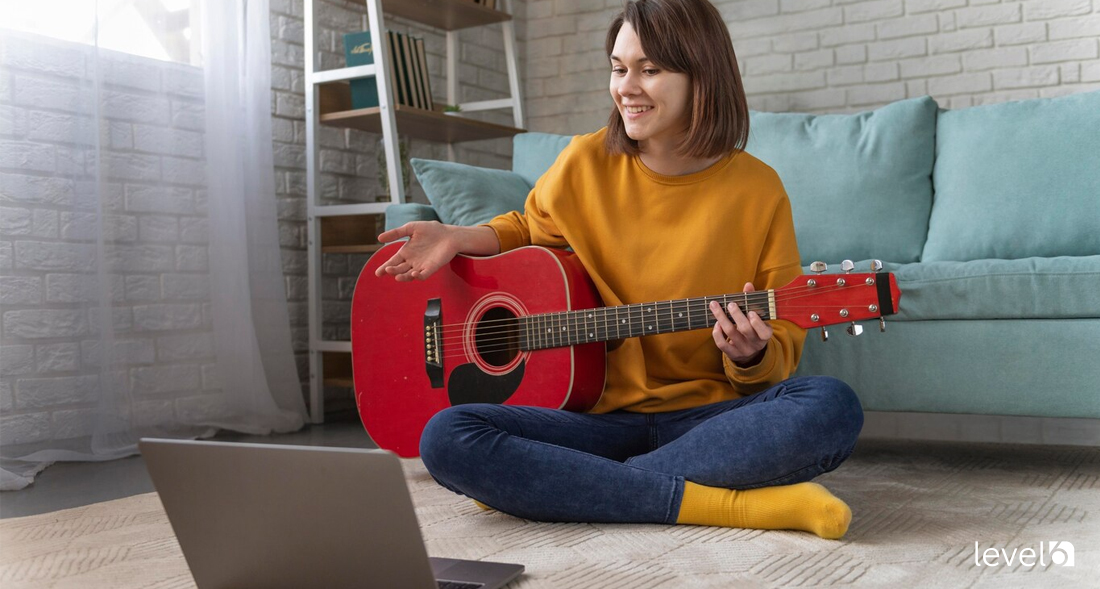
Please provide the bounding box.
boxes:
[746,96,937,267]
[512,132,574,188]
[383,203,440,232]
[409,158,530,227]
[803,255,1100,321]
[923,89,1100,262]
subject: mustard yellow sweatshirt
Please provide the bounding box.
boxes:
[484,128,806,414]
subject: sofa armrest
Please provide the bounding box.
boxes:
[384,203,441,232]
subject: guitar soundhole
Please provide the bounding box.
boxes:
[475,307,520,368]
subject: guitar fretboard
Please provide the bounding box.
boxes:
[518,291,774,351]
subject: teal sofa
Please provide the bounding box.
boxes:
[385,90,1100,420]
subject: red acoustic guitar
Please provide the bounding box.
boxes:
[352,242,901,457]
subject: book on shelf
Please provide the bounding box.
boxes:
[387,31,411,108]
[400,33,424,109]
[414,37,434,111]
[343,30,435,112]
[344,31,378,109]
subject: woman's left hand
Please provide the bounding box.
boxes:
[711,282,772,367]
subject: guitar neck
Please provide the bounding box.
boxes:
[518,291,774,351]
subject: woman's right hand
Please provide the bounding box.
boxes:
[373,221,460,282]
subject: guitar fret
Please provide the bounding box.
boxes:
[542,313,550,349]
[568,311,574,346]
[524,290,779,350]
[536,314,543,350]
[557,312,563,347]
[596,308,605,342]
[548,312,555,348]
[547,313,554,349]
[564,311,571,346]
[561,311,568,347]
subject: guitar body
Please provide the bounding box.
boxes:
[352,243,607,457]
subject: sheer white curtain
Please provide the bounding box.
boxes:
[0,0,306,490]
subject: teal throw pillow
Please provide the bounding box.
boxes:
[512,132,574,188]
[922,89,1100,262]
[745,96,938,266]
[410,158,531,227]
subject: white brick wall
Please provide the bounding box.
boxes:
[1,34,220,449]
[520,0,1100,133]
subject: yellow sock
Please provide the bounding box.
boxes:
[676,481,852,540]
[472,499,493,511]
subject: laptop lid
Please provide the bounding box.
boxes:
[140,439,439,589]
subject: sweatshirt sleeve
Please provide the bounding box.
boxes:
[723,192,808,395]
[480,139,576,253]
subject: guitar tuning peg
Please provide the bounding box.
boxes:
[810,261,828,274]
[841,259,855,274]
[879,317,886,332]
[847,322,863,337]
[820,327,829,342]
[870,259,883,272]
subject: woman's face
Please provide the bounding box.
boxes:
[609,22,692,150]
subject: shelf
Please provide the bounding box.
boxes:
[380,0,511,31]
[319,83,524,143]
[321,214,386,253]
[322,351,354,388]
[322,244,385,254]
[306,0,523,424]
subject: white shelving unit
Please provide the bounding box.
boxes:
[303,0,526,422]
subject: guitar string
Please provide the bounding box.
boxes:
[423,279,880,334]
[428,292,885,351]
[429,289,889,358]
[427,281,878,340]
[432,301,876,351]
[433,304,774,361]
[415,282,888,360]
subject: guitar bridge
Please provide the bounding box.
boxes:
[424,299,444,388]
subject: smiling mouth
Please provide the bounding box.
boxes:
[624,106,653,114]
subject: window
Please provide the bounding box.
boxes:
[3,0,196,64]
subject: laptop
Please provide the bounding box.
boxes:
[139,438,524,589]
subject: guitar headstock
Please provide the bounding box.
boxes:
[774,259,902,340]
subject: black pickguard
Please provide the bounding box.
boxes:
[447,360,525,406]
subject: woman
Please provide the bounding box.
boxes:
[373,0,862,540]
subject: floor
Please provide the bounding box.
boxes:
[4,433,1097,587]
[2,411,1097,520]
[0,415,377,519]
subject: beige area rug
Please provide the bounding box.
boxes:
[1,439,1097,588]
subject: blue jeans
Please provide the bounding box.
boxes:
[419,375,863,524]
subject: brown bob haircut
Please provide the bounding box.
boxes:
[604,0,749,159]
